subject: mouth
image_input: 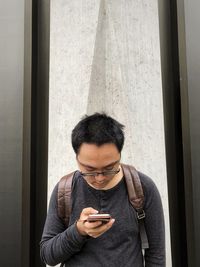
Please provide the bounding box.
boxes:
[92,182,107,188]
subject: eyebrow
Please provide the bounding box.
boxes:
[78,159,119,170]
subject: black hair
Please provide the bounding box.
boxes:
[71,112,125,154]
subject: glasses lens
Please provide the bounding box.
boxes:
[82,169,120,179]
[102,170,119,176]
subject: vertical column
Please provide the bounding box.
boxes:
[178,0,200,266]
[158,0,188,266]
[29,0,50,265]
[0,1,24,266]
[158,0,197,266]
[22,0,32,266]
[22,0,50,266]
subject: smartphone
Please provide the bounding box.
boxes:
[87,213,111,223]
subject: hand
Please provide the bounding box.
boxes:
[76,207,115,238]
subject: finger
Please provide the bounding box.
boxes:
[82,221,102,237]
[88,219,115,238]
[96,218,115,231]
[76,219,101,236]
[106,218,115,227]
[85,220,103,229]
[80,208,98,220]
[77,211,102,236]
[82,207,99,215]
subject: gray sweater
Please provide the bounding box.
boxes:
[40,171,165,266]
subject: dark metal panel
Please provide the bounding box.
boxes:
[175,0,196,266]
[22,0,50,266]
[0,0,24,266]
[29,0,50,266]
[181,0,200,265]
[21,0,32,266]
[158,0,191,266]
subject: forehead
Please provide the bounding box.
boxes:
[78,143,120,166]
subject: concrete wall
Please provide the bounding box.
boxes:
[48,0,171,265]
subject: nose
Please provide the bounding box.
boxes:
[94,173,106,182]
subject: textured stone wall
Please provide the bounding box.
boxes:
[49,0,171,265]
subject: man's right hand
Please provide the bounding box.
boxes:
[76,207,115,238]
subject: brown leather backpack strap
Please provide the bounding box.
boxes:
[121,163,144,209]
[121,163,149,249]
[57,171,75,227]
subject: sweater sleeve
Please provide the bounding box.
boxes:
[40,183,88,266]
[139,173,166,267]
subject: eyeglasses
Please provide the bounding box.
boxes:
[77,157,120,179]
[81,169,120,178]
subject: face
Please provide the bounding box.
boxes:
[77,143,122,190]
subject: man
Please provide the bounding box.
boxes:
[40,113,165,266]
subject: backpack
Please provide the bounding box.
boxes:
[57,163,149,249]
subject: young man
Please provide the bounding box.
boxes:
[40,113,165,266]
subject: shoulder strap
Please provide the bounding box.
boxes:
[57,171,74,227]
[121,163,149,249]
[121,163,144,209]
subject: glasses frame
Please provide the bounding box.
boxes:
[81,168,120,178]
[77,157,121,179]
